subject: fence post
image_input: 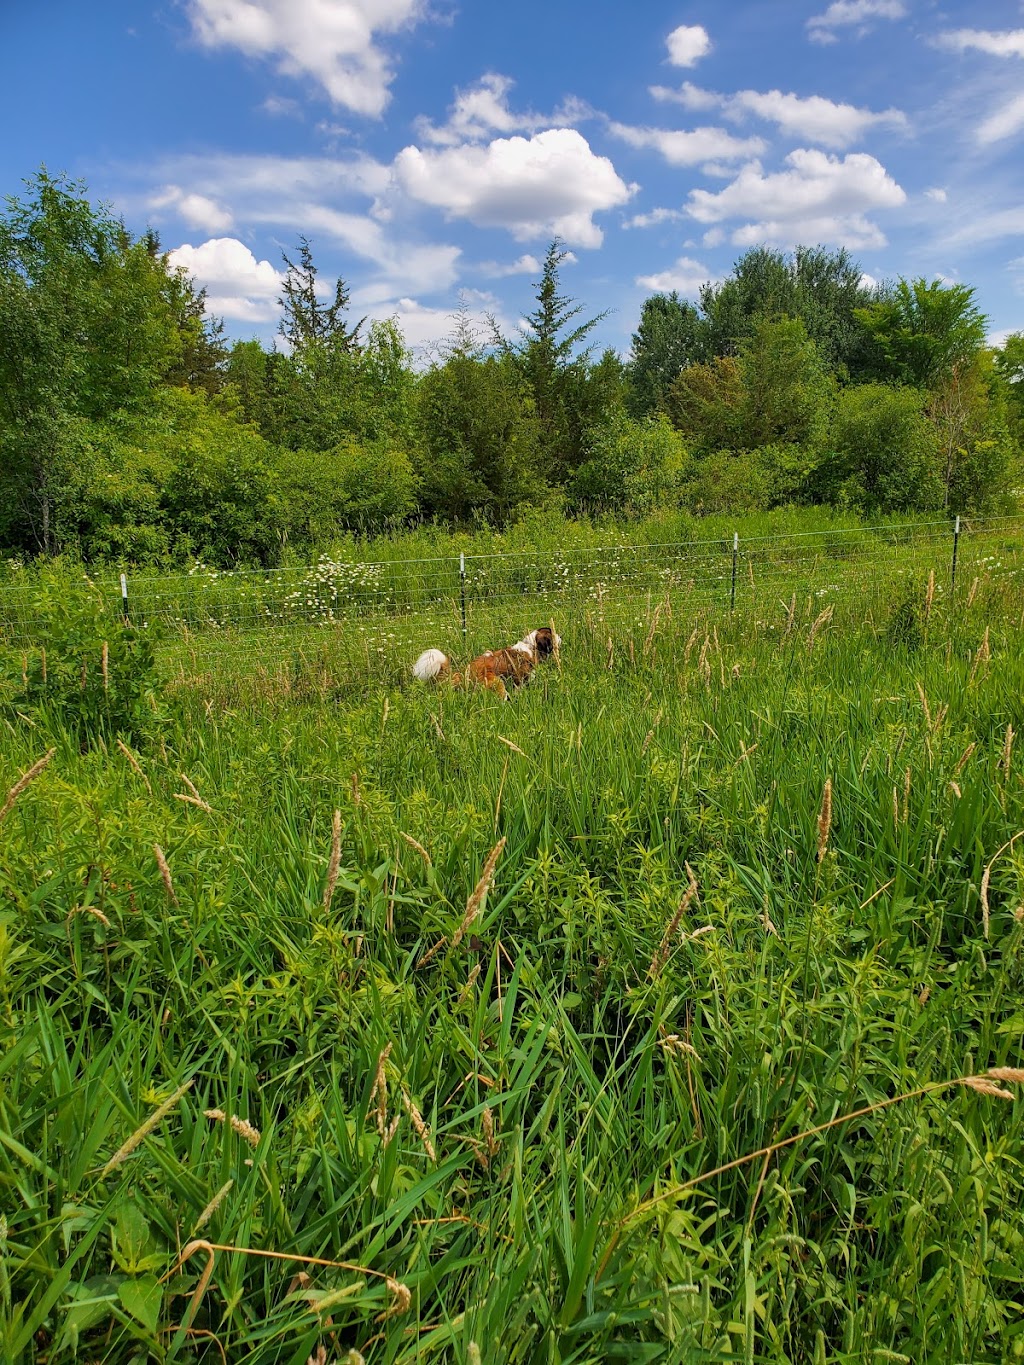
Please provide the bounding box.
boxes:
[459,552,467,642]
[951,515,960,599]
[120,572,130,624]
[730,532,738,611]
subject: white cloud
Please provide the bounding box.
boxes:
[166,237,284,321]
[808,0,906,44]
[860,272,879,290]
[357,290,515,357]
[937,29,1024,59]
[650,83,906,147]
[393,128,633,246]
[414,73,590,146]
[925,187,948,202]
[946,206,1024,248]
[187,0,429,116]
[623,207,688,229]
[149,186,234,233]
[608,120,765,167]
[650,81,720,112]
[132,152,461,302]
[262,94,301,117]
[977,92,1024,144]
[687,148,906,249]
[665,25,712,68]
[478,253,543,277]
[636,256,715,295]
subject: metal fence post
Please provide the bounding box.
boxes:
[730,532,738,611]
[951,515,960,599]
[120,572,129,624]
[459,552,467,641]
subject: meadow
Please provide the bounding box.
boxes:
[2,514,1024,1363]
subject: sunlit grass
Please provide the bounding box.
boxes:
[2,551,1024,1362]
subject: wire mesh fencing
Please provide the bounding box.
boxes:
[1,515,1022,678]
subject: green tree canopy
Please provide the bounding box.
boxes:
[855,278,988,389]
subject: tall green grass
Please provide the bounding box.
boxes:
[2,572,1024,1362]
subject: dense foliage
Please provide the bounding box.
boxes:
[3,545,1024,1361]
[1,171,1021,568]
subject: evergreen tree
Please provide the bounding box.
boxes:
[278,236,362,355]
[500,240,610,479]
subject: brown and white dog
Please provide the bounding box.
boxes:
[412,627,560,701]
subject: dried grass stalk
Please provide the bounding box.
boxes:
[117,738,153,795]
[378,1277,412,1321]
[101,640,109,692]
[153,844,178,906]
[817,778,832,862]
[323,809,342,911]
[367,1043,393,1139]
[401,1088,437,1162]
[175,773,214,814]
[979,828,1024,939]
[958,1076,1015,1100]
[102,1078,193,1175]
[401,832,432,867]
[987,1067,1024,1083]
[452,838,506,949]
[649,863,699,979]
[807,604,833,653]
[1001,723,1015,779]
[0,747,56,824]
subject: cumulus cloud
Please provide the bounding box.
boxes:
[478,253,544,277]
[141,153,461,305]
[623,207,689,229]
[187,0,429,116]
[608,120,765,167]
[665,25,712,68]
[149,186,234,232]
[650,83,906,147]
[414,73,590,146]
[636,256,715,295]
[687,148,906,249]
[393,128,633,247]
[807,0,906,44]
[936,29,1024,59]
[166,237,284,321]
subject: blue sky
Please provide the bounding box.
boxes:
[4,0,1023,357]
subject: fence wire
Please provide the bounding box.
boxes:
[2,517,1023,669]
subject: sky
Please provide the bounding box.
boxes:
[3,0,1023,358]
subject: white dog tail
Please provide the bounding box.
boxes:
[412,647,450,681]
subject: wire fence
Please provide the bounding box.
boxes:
[1,516,1023,672]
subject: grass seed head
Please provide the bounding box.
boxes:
[323,808,342,911]
[959,1076,1016,1100]
[153,844,178,905]
[0,747,56,824]
[453,838,506,948]
[817,778,832,862]
[194,1179,234,1231]
[102,1079,193,1175]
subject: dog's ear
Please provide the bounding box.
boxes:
[535,627,554,658]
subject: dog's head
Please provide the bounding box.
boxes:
[531,627,560,660]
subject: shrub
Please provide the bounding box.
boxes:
[7,574,162,745]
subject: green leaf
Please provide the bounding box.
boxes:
[119,1275,162,1334]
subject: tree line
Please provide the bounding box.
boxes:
[2,171,1022,566]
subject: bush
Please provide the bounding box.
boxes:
[7,574,162,745]
[814,384,941,513]
[569,413,688,514]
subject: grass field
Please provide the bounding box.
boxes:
[3,522,1024,1362]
